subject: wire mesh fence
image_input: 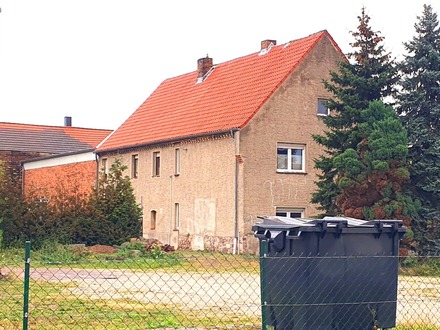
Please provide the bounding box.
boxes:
[0,242,439,329]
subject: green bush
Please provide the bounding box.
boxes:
[1,159,142,248]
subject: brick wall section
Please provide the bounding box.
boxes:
[24,161,97,200]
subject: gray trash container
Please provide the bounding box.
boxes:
[253,216,406,330]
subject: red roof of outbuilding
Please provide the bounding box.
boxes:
[98,30,342,152]
[0,122,112,154]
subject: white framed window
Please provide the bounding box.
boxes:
[277,143,305,173]
[152,151,160,177]
[101,158,108,175]
[276,207,305,218]
[317,99,330,116]
[132,154,139,179]
[175,148,180,175]
[174,203,180,230]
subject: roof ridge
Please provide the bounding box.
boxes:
[0,121,112,132]
[158,31,332,85]
[238,31,329,128]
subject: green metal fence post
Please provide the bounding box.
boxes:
[23,241,31,330]
[260,239,268,330]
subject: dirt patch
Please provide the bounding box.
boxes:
[87,245,117,254]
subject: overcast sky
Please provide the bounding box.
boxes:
[0,1,437,130]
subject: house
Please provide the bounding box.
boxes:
[96,30,345,253]
[0,117,112,200]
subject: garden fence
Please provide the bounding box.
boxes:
[0,242,439,329]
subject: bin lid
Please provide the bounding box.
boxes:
[253,216,406,233]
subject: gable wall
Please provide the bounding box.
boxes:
[239,36,342,252]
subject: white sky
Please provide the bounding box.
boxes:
[0,1,437,130]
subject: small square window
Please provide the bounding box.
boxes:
[132,154,139,179]
[153,152,160,177]
[277,143,305,173]
[318,99,330,116]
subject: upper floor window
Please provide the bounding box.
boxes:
[132,154,139,179]
[276,207,305,218]
[153,151,160,177]
[175,148,181,176]
[277,143,305,173]
[317,99,330,116]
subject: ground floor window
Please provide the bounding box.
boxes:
[151,210,157,230]
[276,207,305,218]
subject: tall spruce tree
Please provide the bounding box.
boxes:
[397,4,440,253]
[333,100,417,223]
[312,7,398,215]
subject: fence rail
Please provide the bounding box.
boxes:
[0,243,439,329]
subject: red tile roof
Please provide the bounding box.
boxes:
[98,30,342,152]
[0,122,112,154]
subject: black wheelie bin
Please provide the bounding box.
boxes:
[253,216,406,330]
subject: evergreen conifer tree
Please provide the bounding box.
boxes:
[312,7,398,215]
[333,100,417,223]
[89,158,143,245]
[397,4,440,253]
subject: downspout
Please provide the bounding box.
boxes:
[169,175,173,245]
[232,129,240,254]
[94,153,99,193]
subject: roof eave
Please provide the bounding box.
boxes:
[97,128,240,155]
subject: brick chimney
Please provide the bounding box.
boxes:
[261,39,277,50]
[197,55,213,79]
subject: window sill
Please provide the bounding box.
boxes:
[277,170,307,175]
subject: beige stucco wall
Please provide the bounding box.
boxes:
[239,36,343,252]
[101,134,237,252]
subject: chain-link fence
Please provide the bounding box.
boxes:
[0,242,439,329]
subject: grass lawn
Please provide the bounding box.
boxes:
[0,275,259,329]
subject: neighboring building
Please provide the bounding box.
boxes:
[97,30,344,253]
[0,117,112,200]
